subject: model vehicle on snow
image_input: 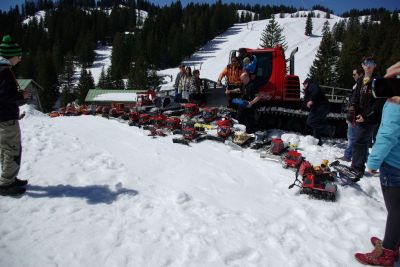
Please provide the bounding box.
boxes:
[289,160,337,201]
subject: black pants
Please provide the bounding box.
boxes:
[237,106,256,133]
[351,123,376,174]
[306,104,330,143]
[382,185,400,250]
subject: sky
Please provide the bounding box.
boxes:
[0,0,399,15]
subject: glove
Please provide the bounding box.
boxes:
[232,98,249,108]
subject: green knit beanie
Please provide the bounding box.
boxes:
[0,35,22,57]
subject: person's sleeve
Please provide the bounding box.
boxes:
[363,98,385,125]
[0,69,23,103]
[309,84,319,103]
[367,102,400,170]
[245,55,257,74]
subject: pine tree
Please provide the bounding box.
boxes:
[259,16,287,50]
[336,17,363,87]
[97,67,108,89]
[308,21,339,86]
[127,57,148,90]
[36,51,58,112]
[305,13,313,36]
[77,68,95,104]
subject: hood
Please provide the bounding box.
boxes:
[0,56,11,66]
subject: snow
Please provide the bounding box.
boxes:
[88,45,112,84]
[1,104,398,267]
[158,10,343,91]
[93,92,137,102]
[22,11,46,25]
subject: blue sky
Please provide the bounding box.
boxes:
[1,0,399,15]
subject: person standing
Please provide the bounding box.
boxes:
[303,78,330,145]
[338,67,364,161]
[354,61,400,267]
[174,64,185,103]
[217,56,243,108]
[0,35,30,197]
[350,57,385,179]
[228,72,260,133]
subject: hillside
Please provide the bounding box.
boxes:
[159,10,342,89]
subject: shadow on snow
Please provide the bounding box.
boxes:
[25,184,139,204]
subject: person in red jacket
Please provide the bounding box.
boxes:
[0,35,30,197]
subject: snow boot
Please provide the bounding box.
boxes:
[355,241,398,267]
[370,237,382,247]
[0,184,26,197]
[10,177,28,187]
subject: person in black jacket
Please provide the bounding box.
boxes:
[228,72,260,133]
[0,35,30,197]
[350,56,385,179]
[303,78,330,145]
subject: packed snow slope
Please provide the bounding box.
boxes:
[159,10,342,89]
[1,105,397,267]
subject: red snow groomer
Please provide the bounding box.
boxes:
[136,90,155,108]
[282,150,303,169]
[128,110,140,126]
[289,160,337,201]
[217,119,233,139]
[165,117,181,131]
[202,107,218,123]
[271,138,285,155]
[149,113,167,129]
[182,103,200,118]
[138,113,151,126]
[172,120,199,145]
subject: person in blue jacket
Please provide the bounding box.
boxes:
[354,61,400,266]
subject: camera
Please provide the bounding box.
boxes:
[372,78,400,98]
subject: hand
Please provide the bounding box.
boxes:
[368,168,378,174]
[384,61,400,78]
[225,88,230,95]
[246,102,252,108]
[388,96,400,104]
[356,115,364,123]
[306,100,313,108]
[217,81,222,86]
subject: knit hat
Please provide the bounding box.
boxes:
[0,35,22,57]
[243,57,251,65]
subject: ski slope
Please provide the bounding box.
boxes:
[159,10,342,89]
[1,105,397,267]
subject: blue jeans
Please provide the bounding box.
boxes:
[380,161,400,187]
[344,122,357,160]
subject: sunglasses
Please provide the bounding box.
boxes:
[362,60,375,67]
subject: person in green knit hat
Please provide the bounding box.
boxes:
[0,35,30,197]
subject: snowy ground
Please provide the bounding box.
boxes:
[1,105,397,267]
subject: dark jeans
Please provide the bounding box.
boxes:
[237,106,256,133]
[351,123,377,174]
[380,162,400,250]
[306,104,330,143]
